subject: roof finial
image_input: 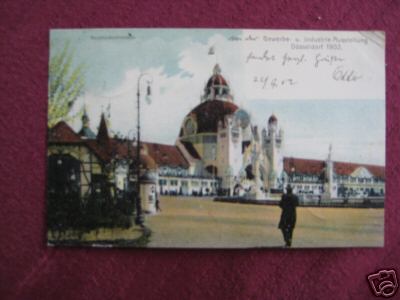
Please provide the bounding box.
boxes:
[81,104,90,128]
[78,104,96,139]
[213,64,221,75]
[328,143,333,161]
[97,113,110,149]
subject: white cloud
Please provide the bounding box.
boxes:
[66,30,385,165]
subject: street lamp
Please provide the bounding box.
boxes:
[290,167,295,193]
[225,166,233,196]
[135,73,153,226]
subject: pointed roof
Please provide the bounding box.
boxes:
[48,121,110,162]
[206,64,228,89]
[48,121,82,143]
[79,106,96,139]
[97,113,110,150]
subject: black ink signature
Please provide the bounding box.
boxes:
[332,65,362,82]
[246,50,276,63]
[228,35,242,41]
[282,53,306,66]
[314,53,344,68]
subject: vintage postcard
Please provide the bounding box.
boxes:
[47,29,385,248]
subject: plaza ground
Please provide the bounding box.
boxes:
[47,225,145,247]
[145,196,384,248]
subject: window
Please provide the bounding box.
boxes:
[203,135,217,144]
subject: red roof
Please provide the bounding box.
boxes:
[48,121,111,162]
[143,142,189,168]
[206,74,228,88]
[180,100,238,135]
[48,121,82,143]
[107,139,156,169]
[48,121,156,168]
[283,157,385,179]
[268,114,278,124]
[284,157,325,175]
[334,161,385,179]
[85,140,111,162]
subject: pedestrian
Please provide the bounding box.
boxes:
[278,184,299,247]
[155,192,161,212]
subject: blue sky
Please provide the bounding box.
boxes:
[247,99,385,164]
[50,29,385,165]
[50,29,240,92]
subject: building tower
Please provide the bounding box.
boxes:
[78,106,96,139]
[201,64,233,103]
[262,114,284,190]
[324,144,336,199]
[216,114,243,195]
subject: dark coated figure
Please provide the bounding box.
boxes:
[278,185,299,247]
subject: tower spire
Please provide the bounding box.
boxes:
[78,104,96,139]
[82,105,89,126]
[97,113,110,150]
[202,64,232,102]
[213,63,221,75]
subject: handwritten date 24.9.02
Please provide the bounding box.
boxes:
[253,76,297,90]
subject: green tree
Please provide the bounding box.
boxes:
[48,42,85,127]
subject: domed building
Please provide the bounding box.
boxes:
[173,62,385,201]
[175,64,277,197]
[47,63,385,204]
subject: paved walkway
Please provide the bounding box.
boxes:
[145,196,384,248]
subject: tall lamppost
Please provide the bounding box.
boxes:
[135,73,153,226]
[290,166,295,192]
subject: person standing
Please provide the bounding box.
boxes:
[155,192,161,212]
[278,185,299,247]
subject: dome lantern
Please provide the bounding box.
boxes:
[268,114,278,124]
[202,64,233,103]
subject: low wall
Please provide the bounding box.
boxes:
[214,196,384,208]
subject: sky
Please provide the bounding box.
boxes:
[49,29,385,165]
